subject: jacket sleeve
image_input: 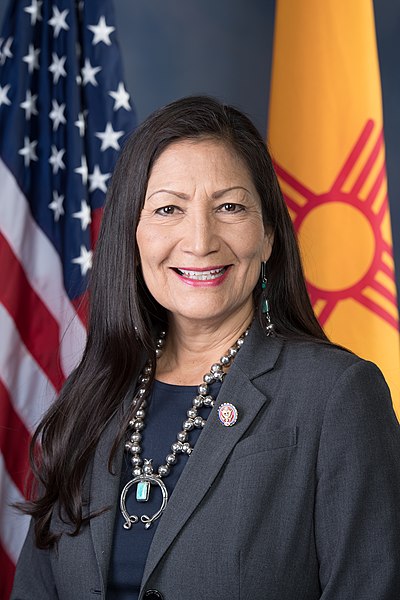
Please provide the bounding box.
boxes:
[10,517,58,600]
[315,359,400,599]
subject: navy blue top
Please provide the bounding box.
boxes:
[107,379,221,599]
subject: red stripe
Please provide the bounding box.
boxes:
[0,380,32,497]
[91,206,103,247]
[351,130,383,196]
[0,541,16,600]
[331,120,375,192]
[0,234,64,392]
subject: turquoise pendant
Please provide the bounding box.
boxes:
[136,480,150,502]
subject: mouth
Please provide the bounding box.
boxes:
[173,266,228,281]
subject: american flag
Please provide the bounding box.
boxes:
[0,1,136,595]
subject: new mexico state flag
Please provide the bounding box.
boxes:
[268,0,400,415]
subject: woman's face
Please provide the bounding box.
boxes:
[136,138,273,329]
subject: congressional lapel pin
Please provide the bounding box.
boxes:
[218,402,238,427]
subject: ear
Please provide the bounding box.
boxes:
[262,228,274,262]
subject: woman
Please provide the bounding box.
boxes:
[12,96,400,600]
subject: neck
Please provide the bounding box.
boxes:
[155,307,254,385]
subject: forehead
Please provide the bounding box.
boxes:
[147,138,254,187]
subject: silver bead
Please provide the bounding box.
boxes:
[144,365,152,375]
[134,420,144,431]
[132,466,142,477]
[193,416,204,428]
[128,419,136,427]
[155,348,163,358]
[210,363,222,373]
[140,375,149,384]
[138,387,146,397]
[182,442,191,454]
[193,395,204,408]
[220,355,230,366]
[228,347,238,357]
[203,395,214,406]
[203,372,214,384]
[143,460,153,475]
[125,441,132,452]
[130,432,141,443]
[158,464,170,477]
[131,455,142,466]
[183,419,194,431]
[166,453,177,465]
[198,383,208,395]
[177,431,188,442]
[129,444,141,454]
[172,441,183,453]
[187,408,197,419]
[136,409,145,419]
[237,337,245,346]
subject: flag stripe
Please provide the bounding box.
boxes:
[0,158,86,377]
[0,234,65,392]
[0,381,31,496]
[0,304,56,433]
[0,541,15,600]
[0,454,30,564]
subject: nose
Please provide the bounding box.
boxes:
[181,210,220,256]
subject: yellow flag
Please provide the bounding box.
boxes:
[268,0,400,415]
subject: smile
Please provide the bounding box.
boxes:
[173,266,228,281]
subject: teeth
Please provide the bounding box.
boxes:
[177,267,226,280]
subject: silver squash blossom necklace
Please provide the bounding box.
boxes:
[120,327,249,530]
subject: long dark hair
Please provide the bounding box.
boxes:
[21,96,328,548]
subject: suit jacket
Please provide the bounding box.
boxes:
[11,322,400,600]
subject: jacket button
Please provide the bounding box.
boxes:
[144,590,164,600]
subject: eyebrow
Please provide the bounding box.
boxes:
[146,186,251,201]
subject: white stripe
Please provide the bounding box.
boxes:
[0,305,56,432]
[0,454,30,563]
[0,157,86,377]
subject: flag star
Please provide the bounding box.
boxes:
[109,82,131,111]
[0,84,11,107]
[72,200,92,231]
[20,90,38,119]
[49,99,66,130]
[0,37,13,65]
[24,0,42,25]
[74,155,88,185]
[48,53,67,84]
[89,164,111,193]
[23,44,40,74]
[74,112,86,137]
[48,191,64,222]
[72,245,93,276]
[18,136,38,167]
[49,145,66,174]
[81,58,101,86]
[48,6,69,38]
[95,122,124,151]
[88,15,115,46]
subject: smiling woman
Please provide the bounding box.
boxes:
[11,97,400,600]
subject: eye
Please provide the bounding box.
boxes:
[218,202,244,213]
[155,205,180,215]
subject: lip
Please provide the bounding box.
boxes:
[171,265,230,287]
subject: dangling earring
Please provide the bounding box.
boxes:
[261,261,275,336]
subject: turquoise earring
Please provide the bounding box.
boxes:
[261,261,275,336]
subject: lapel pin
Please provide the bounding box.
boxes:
[218,403,238,427]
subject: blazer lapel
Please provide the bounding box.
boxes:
[141,323,283,588]
[89,411,125,590]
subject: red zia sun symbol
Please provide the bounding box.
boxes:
[274,119,398,330]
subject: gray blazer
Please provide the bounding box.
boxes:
[11,323,400,599]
